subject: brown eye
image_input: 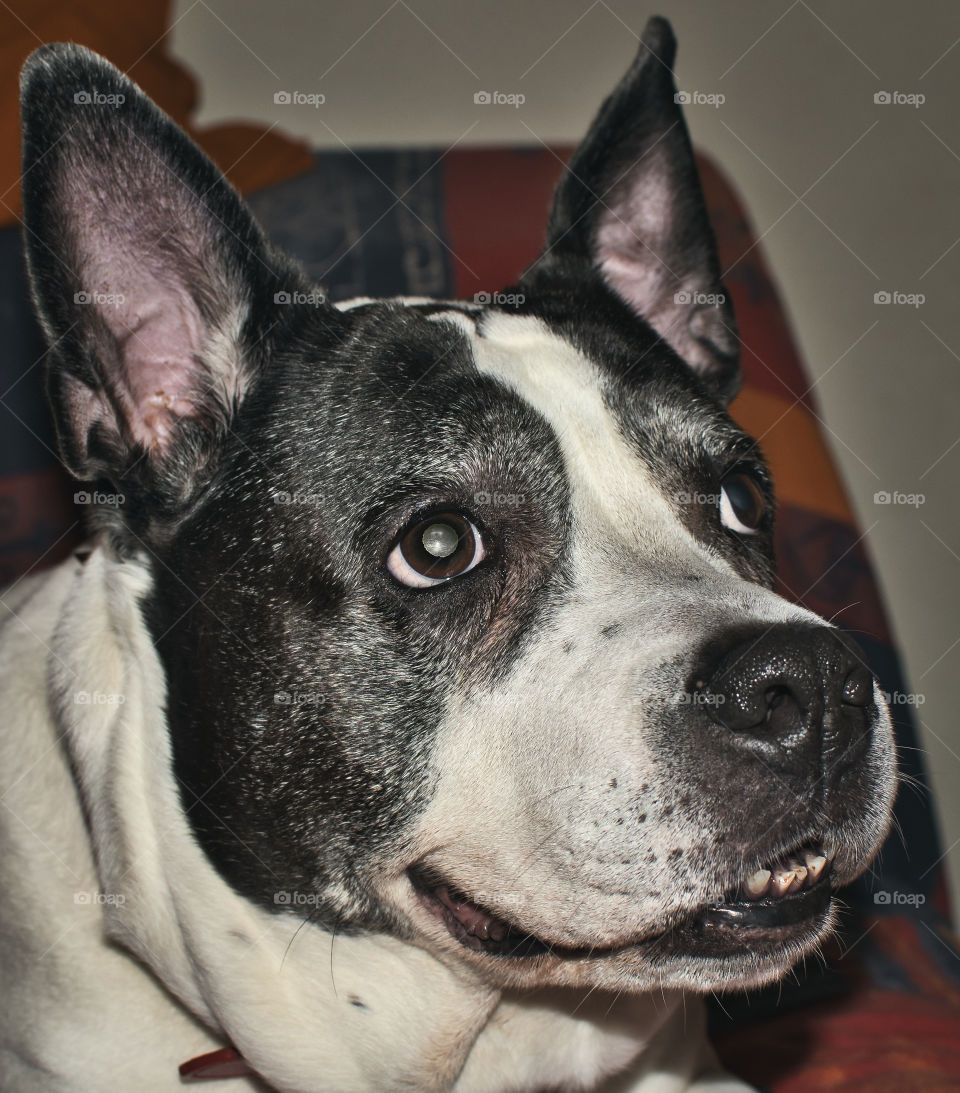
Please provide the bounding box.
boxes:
[720,472,766,534]
[387,513,485,588]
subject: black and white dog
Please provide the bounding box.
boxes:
[0,17,895,1092]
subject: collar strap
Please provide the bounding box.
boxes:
[179,1047,256,1081]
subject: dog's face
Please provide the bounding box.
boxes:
[21,19,895,999]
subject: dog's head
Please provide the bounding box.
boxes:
[21,17,895,996]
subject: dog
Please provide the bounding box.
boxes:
[0,16,896,1092]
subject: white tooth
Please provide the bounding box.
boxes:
[771,869,798,897]
[744,869,771,899]
[792,864,809,889]
[804,854,827,883]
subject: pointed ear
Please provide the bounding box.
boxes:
[532,17,739,402]
[20,44,306,509]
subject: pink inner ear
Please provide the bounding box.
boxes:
[588,143,734,380]
[79,221,219,454]
[101,283,208,451]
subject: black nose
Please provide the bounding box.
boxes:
[702,625,876,776]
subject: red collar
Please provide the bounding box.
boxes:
[179,1048,256,1082]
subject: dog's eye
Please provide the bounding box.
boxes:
[387,513,486,588]
[720,472,766,535]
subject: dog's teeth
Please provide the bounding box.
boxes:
[770,869,798,897]
[744,869,771,899]
[785,866,806,894]
[803,853,827,883]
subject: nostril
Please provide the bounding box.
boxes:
[841,665,874,708]
[764,685,793,714]
[694,625,876,777]
[764,684,805,738]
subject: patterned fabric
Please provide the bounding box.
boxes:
[1,144,957,1088]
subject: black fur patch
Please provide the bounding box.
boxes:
[144,304,572,926]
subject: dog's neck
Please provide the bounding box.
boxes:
[51,542,500,1089]
[51,541,690,1092]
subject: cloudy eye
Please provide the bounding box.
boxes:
[720,472,767,535]
[387,513,486,588]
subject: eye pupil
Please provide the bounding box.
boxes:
[421,522,460,558]
[389,511,485,587]
[720,472,766,533]
[726,479,757,523]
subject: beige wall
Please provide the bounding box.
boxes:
[172,0,960,915]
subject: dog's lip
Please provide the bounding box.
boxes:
[409,869,554,957]
[407,841,834,960]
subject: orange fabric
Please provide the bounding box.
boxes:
[0,0,313,229]
[729,386,855,524]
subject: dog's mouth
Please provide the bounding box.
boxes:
[409,844,832,960]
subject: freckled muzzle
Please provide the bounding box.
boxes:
[401,619,891,976]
